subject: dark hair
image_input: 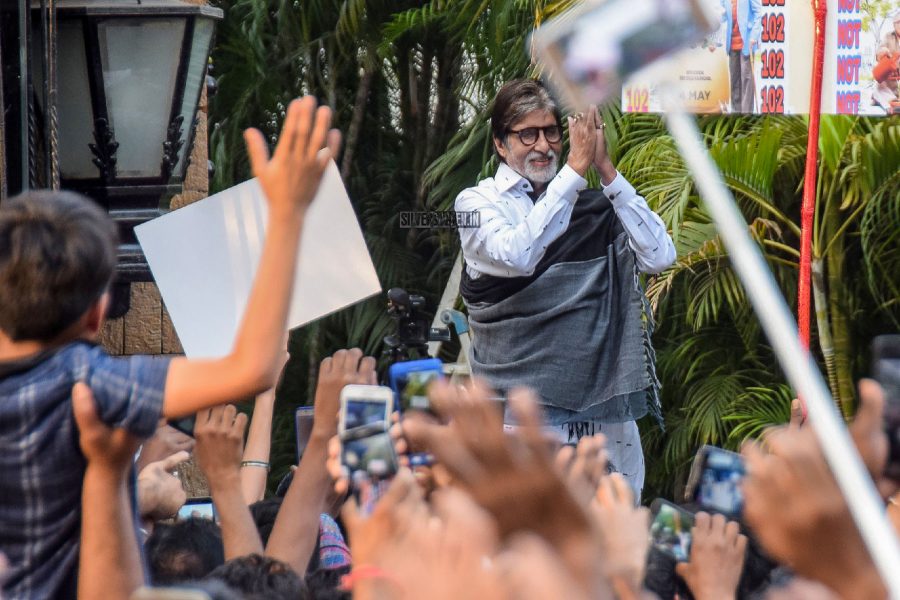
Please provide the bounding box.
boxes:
[0,190,117,341]
[145,518,225,586]
[249,497,326,574]
[643,547,692,600]
[489,79,562,157]
[306,566,351,600]
[249,497,283,546]
[204,554,309,600]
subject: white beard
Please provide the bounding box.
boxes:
[516,149,559,185]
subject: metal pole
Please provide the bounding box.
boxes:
[664,107,900,599]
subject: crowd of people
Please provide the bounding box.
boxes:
[0,92,897,600]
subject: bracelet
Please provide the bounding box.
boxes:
[338,565,402,592]
[240,460,270,470]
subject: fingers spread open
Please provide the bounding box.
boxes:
[243,128,269,177]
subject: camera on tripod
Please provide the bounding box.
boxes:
[383,288,451,363]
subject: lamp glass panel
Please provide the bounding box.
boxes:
[173,17,214,178]
[57,21,99,179]
[97,18,185,178]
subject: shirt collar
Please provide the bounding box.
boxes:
[495,162,534,194]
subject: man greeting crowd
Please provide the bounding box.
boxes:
[456,80,675,499]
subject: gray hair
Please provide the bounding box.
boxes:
[490,79,562,156]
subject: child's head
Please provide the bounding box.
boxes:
[0,190,118,342]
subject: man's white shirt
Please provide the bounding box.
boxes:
[455,162,676,279]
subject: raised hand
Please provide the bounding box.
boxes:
[556,433,608,507]
[590,473,650,593]
[742,425,888,600]
[73,382,143,472]
[312,348,377,439]
[194,404,248,482]
[137,451,190,521]
[136,421,194,473]
[591,106,617,184]
[565,105,598,176]
[402,381,606,594]
[675,512,747,600]
[243,96,342,218]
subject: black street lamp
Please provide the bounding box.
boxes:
[30,0,222,286]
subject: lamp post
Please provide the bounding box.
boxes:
[29,0,222,313]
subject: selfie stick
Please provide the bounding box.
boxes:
[664,106,900,598]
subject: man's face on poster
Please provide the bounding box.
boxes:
[494,109,563,186]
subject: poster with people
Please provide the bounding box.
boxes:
[621,0,900,115]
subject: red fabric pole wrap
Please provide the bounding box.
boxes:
[798,0,828,349]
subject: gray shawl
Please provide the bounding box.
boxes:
[460,189,662,425]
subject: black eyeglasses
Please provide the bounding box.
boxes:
[507,125,563,146]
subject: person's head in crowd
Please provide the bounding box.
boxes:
[489,78,564,189]
[145,518,225,585]
[305,566,351,600]
[0,190,117,344]
[249,498,283,546]
[643,546,690,600]
[204,554,309,600]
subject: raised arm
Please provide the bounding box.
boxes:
[74,382,146,599]
[241,348,288,504]
[265,348,376,574]
[162,97,341,418]
[194,404,264,560]
[593,113,675,274]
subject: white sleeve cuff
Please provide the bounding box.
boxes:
[547,164,588,202]
[601,171,638,208]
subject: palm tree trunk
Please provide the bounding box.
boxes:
[825,232,856,417]
[812,257,841,404]
[341,56,376,181]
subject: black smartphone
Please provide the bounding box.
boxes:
[177,497,216,522]
[295,406,315,462]
[649,498,695,562]
[168,416,196,437]
[873,335,900,480]
[684,445,745,518]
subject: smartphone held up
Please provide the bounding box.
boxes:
[685,445,745,518]
[339,384,399,480]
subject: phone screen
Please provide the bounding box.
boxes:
[649,499,694,562]
[295,407,315,461]
[341,429,399,514]
[696,448,745,517]
[178,499,216,521]
[342,430,398,479]
[342,399,389,433]
[397,369,441,412]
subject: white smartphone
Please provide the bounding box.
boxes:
[339,385,398,491]
[529,0,718,107]
[338,384,394,438]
